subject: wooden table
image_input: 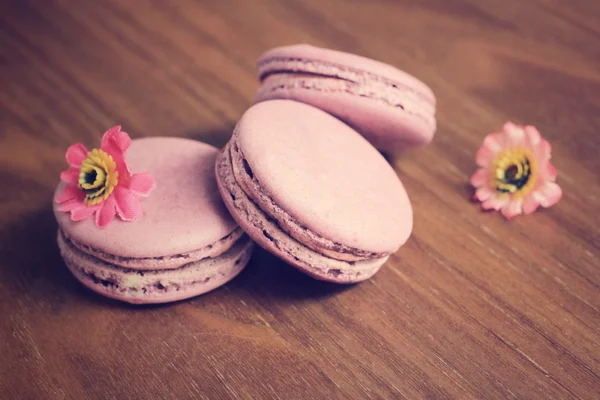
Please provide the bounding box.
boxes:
[1,1,599,398]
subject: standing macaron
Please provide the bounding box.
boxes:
[54,127,253,304]
[216,100,413,283]
[255,44,437,153]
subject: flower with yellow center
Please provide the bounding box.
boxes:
[471,122,562,219]
[78,149,119,206]
[56,125,156,228]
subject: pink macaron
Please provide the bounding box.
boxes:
[216,100,413,283]
[255,44,437,153]
[54,130,253,304]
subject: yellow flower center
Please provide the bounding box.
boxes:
[491,148,537,199]
[78,149,119,206]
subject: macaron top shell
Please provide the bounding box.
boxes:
[54,137,237,259]
[237,100,413,254]
[257,44,436,104]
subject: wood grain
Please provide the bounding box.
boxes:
[1,0,599,398]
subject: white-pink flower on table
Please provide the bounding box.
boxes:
[470,122,562,219]
[55,126,155,228]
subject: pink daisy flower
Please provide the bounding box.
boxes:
[55,126,155,228]
[470,122,562,219]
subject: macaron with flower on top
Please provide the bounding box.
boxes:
[54,126,253,304]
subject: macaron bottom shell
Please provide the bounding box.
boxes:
[58,230,254,304]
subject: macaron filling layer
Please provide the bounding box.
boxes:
[258,73,434,128]
[216,142,389,282]
[258,57,434,103]
[63,227,245,270]
[58,229,253,300]
[229,134,386,261]
[257,58,435,129]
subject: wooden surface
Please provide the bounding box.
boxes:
[1,0,599,398]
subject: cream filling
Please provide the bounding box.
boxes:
[258,57,435,127]
[258,57,434,104]
[258,73,434,127]
[59,230,253,297]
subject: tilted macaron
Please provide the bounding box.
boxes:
[216,100,413,283]
[255,44,437,153]
[54,127,253,304]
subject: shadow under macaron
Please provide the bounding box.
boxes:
[4,208,179,312]
[80,241,356,308]
[0,206,91,310]
[226,247,354,303]
[0,206,195,311]
[0,208,352,310]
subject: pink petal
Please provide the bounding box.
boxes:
[114,186,142,221]
[544,162,557,181]
[503,121,518,131]
[524,125,541,148]
[60,168,80,185]
[501,199,523,219]
[65,143,88,168]
[115,159,132,185]
[482,195,509,211]
[474,186,494,202]
[100,125,131,157]
[58,198,84,212]
[71,205,99,221]
[99,126,133,183]
[55,185,82,203]
[128,173,156,196]
[95,195,117,228]
[476,133,504,167]
[100,125,121,147]
[537,181,562,208]
[534,139,552,163]
[470,168,490,188]
[503,122,526,147]
[522,194,540,214]
[476,147,494,168]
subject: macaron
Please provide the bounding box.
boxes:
[54,130,253,304]
[255,44,437,153]
[215,100,413,283]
